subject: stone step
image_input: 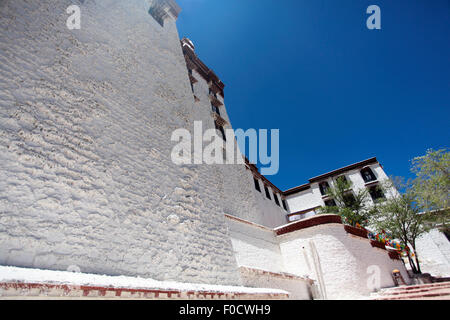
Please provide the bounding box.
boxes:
[378,287,450,297]
[378,282,450,296]
[375,290,450,300]
[379,281,450,293]
[373,282,450,300]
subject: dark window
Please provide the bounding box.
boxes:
[214,121,226,141]
[324,199,337,207]
[282,199,288,211]
[188,70,194,93]
[254,177,261,192]
[343,193,356,207]
[336,175,348,184]
[319,181,330,196]
[148,4,167,27]
[264,185,271,199]
[369,186,385,201]
[361,167,376,183]
[212,104,220,115]
[274,194,280,206]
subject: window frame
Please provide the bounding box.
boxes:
[368,185,385,202]
[264,185,271,200]
[319,181,330,196]
[274,193,281,206]
[324,198,337,207]
[282,199,288,211]
[254,177,261,192]
[361,167,377,183]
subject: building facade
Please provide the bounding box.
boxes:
[0,0,255,286]
[245,157,450,279]
[283,158,396,222]
[0,0,447,299]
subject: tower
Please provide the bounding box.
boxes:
[0,0,248,286]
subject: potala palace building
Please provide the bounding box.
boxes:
[0,0,449,299]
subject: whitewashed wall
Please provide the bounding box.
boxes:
[415,229,450,277]
[278,223,410,299]
[226,217,284,273]
[239,267,313,300]
[227,215,410,299]
[0,0,255,286]
[249,177,289,228]
[285,185,322,214]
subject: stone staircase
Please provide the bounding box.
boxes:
[372,281,450,300]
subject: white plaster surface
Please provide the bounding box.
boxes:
[249,177,289,228]
[0,0,255,286]
[226,215,410,299]
[226,218,283,273]
[415,229,450,277]
[278,224,410,299]
[239,267,313,300]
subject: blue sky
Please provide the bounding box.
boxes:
[176,0,450,191]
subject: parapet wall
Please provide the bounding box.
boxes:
[227,214,411,299]
[277,218,411,299]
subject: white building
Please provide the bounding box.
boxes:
[284,158,395,222]
[245,157,450,279]
[0,0,446,299]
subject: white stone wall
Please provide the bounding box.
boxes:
[187,59,270,230]
[415,229,450,277]
[226,217,284,273]
[239,267,313,300]
[0,0,252,286]
[284,162,450,281]
[285,185,321,214]
[278,224,410,299]
[226,214,410,299]
[250,177,289,228]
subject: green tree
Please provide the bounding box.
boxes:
[370,179,432,274]
[411,148,450,225]
[318,176,375,227]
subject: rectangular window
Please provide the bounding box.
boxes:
[212,104,220,115]
[214,121,226,141]
[148,4,167,27]
[274,194,280,206]
[324,199,337,207]
[254,177,261,192]
[282,199,288,211]
[336,175,348,184]
[319,181,330,196]
[342,193,356,207]
[369,185,385,202]
[189,70,194,93]
[264,185,271,199]
[361,167,377,183]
